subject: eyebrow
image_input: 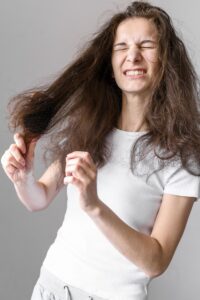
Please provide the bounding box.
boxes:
[113,39,157,47]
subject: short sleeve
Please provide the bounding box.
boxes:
[163,164,200,201]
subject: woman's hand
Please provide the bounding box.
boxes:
[1,133,37,184]
[64,151,100,213]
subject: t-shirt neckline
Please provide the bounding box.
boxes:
[113,127,148,137]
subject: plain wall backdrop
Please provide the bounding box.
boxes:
[1,1,200,299]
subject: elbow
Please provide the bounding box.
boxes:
[145,240,169,278]
[26,206,41,212]
[25,204,39,212]
[144,259,167,278]
[149,263,170,278]
[146,264,166,279]
[25,202,49,212]
[26,206,35,212]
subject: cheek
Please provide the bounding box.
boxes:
[111,51,126,68]
[144,51,159,64]
[111,56,123,88]
[144,52,160,75]
[111,53,118,66]
[111,56,120,77]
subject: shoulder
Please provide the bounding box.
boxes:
[162,157,200,200]
[136,150,200,200]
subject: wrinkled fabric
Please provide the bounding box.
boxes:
[31,268,105,300]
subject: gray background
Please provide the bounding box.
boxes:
[0,1,200,299]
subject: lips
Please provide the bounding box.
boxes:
[123,68,147,76]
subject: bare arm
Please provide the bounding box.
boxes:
[14,160,64,211]
[1,133,64,211]
[87,194,195,278]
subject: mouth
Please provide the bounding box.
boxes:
[123,69,147,77]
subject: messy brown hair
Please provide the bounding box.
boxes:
[8,1,200,178]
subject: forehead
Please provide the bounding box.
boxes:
[114,17,158,42]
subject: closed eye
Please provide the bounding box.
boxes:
[140,40,158,49]
[113,47,128,51]
[113,41,158,51]
[140,46,156,49]
[113,43,128,51]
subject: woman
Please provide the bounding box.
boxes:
[1,1,200,299]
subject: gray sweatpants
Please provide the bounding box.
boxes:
[31,267,107,300]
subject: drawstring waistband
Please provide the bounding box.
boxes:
[38,267,99,300]
[64,285,94,299]
[64,286,72,300]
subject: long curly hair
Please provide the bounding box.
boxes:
[8,1,200,178]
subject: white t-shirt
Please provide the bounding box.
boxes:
[42,128,200,300]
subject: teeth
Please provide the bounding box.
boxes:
[125,70,145,76]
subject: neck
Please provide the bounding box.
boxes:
[117,93,150,132]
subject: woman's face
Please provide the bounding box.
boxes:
[111,17,160,98]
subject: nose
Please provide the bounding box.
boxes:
[126,46,142,63]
